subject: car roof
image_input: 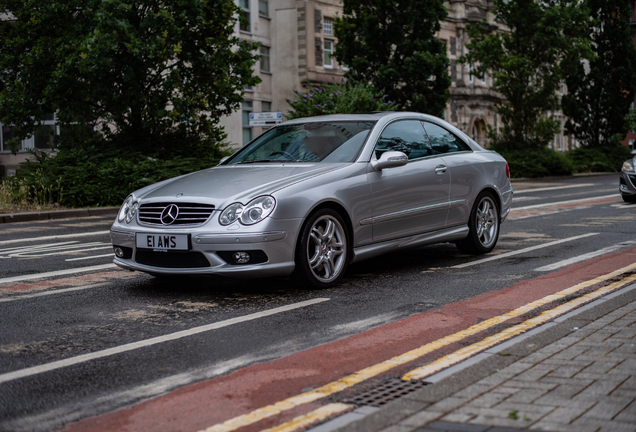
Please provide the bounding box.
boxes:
[282,111,439,124]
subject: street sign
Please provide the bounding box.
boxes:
[249,111,283,127]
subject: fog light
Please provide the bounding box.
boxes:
[114,247,125,258]
[233,252,250,264]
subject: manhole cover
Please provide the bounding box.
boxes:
[341,378,429,407]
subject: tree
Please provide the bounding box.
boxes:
[462,0,593,150]
[0,0,260,157]
[286,80,396,120]
[333,0,450,117]
[562,0,636,148]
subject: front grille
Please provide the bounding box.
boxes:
[138,203,215,226]
[135,250,211,268]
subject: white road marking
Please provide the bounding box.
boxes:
[0,230,110,246]
[0,283,109,303]
[511,194,620,212]
[513,183,594,194]
[534,241,636,272]
[451,233,599,269]
[0,264,118,285]
[0,298,330,384]
[1,242,113,258]
[65,253,115,262]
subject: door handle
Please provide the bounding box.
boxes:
[435,165,447,175]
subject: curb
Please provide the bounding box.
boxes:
[0,207,119,224]
[324,283,636,432]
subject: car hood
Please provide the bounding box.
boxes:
[138,163,345,207]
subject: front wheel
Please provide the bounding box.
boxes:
[456,192,500,255]
[294,209,350,289]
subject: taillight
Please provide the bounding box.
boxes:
[505,161,510,179]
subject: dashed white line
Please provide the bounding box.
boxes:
[513,184,594,194]
[0,283,109,303]
[65,253,115,262]
[0,264,118,285]
[0,230,110,246]
[0,298,330,384]
[511,194,620,212]
[534,241,636,272]
[452,233,599,269]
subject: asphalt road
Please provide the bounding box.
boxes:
[0,174,633,432]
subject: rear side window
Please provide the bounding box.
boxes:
[422,122,472,154]
[375,120,432,160]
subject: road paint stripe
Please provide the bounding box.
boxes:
[199,262,636,432]
[260,403,353,432]
[0,230,110,246]
[511,194,620,211]
[0,283,109,303]
[513,184,594,194]
[451,233,599,269]
[535,241,636,272]
[0,298,330,385]
[402,273,636,381]
[0,264,118,285]
[0,241,79,254]
[65,253,115,262]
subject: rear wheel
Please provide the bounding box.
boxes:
[456,192,500,255]
[294,209,350,289]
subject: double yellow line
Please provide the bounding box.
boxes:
[202,263,636,432]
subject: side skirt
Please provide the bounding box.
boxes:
[351,225,469,264]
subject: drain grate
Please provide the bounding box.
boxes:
[341,378,429,407]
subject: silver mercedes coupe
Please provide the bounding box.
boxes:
[111,112,513,288]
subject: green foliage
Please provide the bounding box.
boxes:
[566,145,632,173]
[286,80,397,120]
[462,0,593,150]
[497,147,574,178]
[333,0,450,117]
[0,0,260,156]
[4,146,228,208]
[562,0,636,148]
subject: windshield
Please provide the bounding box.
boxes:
[226,121,375,164]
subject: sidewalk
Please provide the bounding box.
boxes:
[0,206,118,223]
[324,283,636,432]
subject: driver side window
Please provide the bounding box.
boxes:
[375,120,431,160]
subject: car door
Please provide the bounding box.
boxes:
[367,119,451,243]
[421,121,475,228]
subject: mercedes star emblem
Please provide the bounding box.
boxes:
[160,204,179,225]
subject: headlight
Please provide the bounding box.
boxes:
[623,160,635,173]
[118,195,134,222]
[241,196,276,225]
[219,202,244,226]
[126,201,139,224]
[219,196,276,226]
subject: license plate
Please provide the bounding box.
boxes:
[136,233,189,251]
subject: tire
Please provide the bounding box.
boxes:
[294,208,350,289]
[621,193,636,203]
[456,192,500,255]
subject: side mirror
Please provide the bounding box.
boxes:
[372,151,408,171]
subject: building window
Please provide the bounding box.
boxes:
[260,46,270,72]
[242,100,253,145]
[261,101,271,112]
[258,0,268,17]
[324,40,333,68]
[323,17,333,35]
[1,113,56,152]
[468,63,474,83]
[239,0,250,33]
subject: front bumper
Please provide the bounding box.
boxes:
[620,171,636,198]
[110,219,302,278]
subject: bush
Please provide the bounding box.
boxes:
[496,147,574,178]
[286,80,396,119]
[5,144,228,208]
[566,145,632,173]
